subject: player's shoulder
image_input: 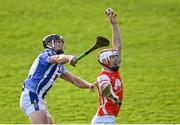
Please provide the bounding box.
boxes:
[45,48,56,55]
[41,48,56,57]
[97,73,110,83]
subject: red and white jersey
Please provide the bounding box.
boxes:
[97,70,123,116]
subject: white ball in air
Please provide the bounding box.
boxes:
[105,8,113,15]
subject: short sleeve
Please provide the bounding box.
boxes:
[97,75,111,88]
[39,49,54,65]
[56,65,67,77]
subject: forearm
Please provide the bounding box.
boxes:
[101,83,121,106]
[112,23,121,52]
[101,83,116,98]
[49,55,73,64]
[72,77,91,89]
[61,72,91,89]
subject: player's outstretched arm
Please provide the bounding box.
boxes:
[61,72,95,90]
[106,8,122,58]
[101,82,122,106]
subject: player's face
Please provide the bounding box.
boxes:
[54,39,64,51]
[109,55,120,70]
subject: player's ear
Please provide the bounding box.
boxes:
[47,42,52,47]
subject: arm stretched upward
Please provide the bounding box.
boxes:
[107,12,122,59]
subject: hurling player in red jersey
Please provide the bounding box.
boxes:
[91,9,123,124]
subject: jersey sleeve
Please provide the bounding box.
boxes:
[39,49,54,65]
[97,74,111,89]
[56,65,67,77]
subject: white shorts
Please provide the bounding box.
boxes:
[91,114,116,124]
[20,89,51,117]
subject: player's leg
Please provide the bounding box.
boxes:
[29,111,49,124]
[45,109,54,124]
[20,90,52,124]
[47,116,54,124]
[28,108,54,124]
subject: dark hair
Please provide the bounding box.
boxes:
[42,34,61,48]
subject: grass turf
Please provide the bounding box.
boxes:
[0,0,179,123]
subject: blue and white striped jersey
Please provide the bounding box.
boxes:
[23,48,67,99]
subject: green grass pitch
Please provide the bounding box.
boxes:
[0,0,179,124]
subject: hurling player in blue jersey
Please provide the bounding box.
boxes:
[20,34,96,124]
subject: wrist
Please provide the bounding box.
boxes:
[88,84,92,89]
[69,56,74,63]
